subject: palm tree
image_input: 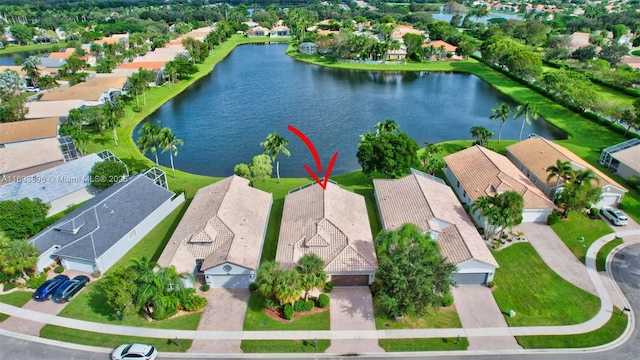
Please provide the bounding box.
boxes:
[260,132,291,184]
[129,257,157,283]
[274,269,302,306]
[573,169,600,186]
[546,160,574,198]
[21,56,42,87]
[489,102,512,143]
[375,119,399,135]
[469,126,493,147]
[514,102,540,141]
[159,127,184,177]
[102,99,125,147]
[136,121,163,165]
[472,194,499,239]
[256,261,281,299]
[296,254,326,300]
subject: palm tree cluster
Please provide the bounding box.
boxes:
[487,101,539,143]
[546,160,602,216]
[255,254,326,310]
[472,191,525,239]
[136,121,184,177]
[469,125,494,147]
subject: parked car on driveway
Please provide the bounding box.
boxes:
[25,86,41,92]
[51,275,90,303]
[33,275,69,301]
[111,343,158,360]
[601,206,629,226]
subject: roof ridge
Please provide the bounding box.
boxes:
[326,244,374,270]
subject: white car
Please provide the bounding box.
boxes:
[111,343,157,360]
[25,86,41,92]
[600,206,628,226]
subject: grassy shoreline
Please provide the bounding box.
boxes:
[0,42,68,55]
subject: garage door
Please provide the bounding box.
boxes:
[331,275,369,286]
[451,273,488,286]
[207,274,251,288]
[521,210,548,223]
[598,195,620,207]
[63,259,94,273]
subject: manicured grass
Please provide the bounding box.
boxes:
[0,42,67,54]
[40,325,191,352]
[516,308,629,348]
[541,66,634,106]
[596,237,624,272]
[373,299,462,330]
[379,337,469,352]
[492,243,600,326]
[243,293,330,331]
[241,340,330,353]
[550,212,614,264]
[0,291,34,322]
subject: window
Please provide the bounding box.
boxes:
[533,178,537,184]
[223,264,232,272]
[463,191,467,198]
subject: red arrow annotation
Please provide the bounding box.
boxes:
[287,125,339,190]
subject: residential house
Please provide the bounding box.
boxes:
[422,40,461,60]
[391,25,424,42]
[25,100,86,121]
[40,48,76,68]
[29,168,184,274]
[247,26,270,37]
[600,138,640,180]
[0,117,59,146]
[113,61,166,84]
[270,25,291,37]
[39,76,128,103]
[507,136,627,207]
[374,170,499,285]
[386,45,407,61]
[157,176,272,288]
[1,138,66,184]
[93,34,129,48]
[570,32,591,50]
[276,182,378,286]
[443,145,556,225]
[317,29,340,36]
[243,21,259,29]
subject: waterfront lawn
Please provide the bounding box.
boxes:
[596,237,625,272]
[550,212,613,264]
[0,42,67,54]
[243,293,330,331]
[373,299,462,330]
[516,309,628,348]
[0,291,34,322]
[378,338,469,352]
[241,340,330,353]
[40,325,191,352]
[492,243,600,327]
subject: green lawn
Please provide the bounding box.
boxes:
[550,212,614,263]
[241,340,330,353]
[373,299,462,330]
[492,243,600,327]
[0,42,67,54]
[541,66,635,106]
[379,337,469,351]
[516,308,628,348]
[40,325,191,352]
[596,237,624,272]
[243,293,330,331]
[0,291,34,322]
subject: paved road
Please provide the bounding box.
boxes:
[1,243,638,360]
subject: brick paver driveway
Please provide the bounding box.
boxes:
[325,287,384,354]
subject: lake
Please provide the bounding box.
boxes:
[0,50,43,66]
[136,44,564,178]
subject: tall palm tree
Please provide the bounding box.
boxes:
[256,261,281,299]
[514,102,540,141]
[136,121,163,165]
[129,257,157,284]
[573,169,600,186]
[274,269,302,306]
[102,99,125,147]
[546,160,574,198]
[469,125,493,147]
[296,254,326,300]
[21,56,41,87]
[489,102,512,143]
[159,127,184,177]
[261,132,291,184]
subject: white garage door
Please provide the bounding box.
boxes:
[63,259,95,273]
[521,210,548,223]
[598,195,620,207]
[207,274,251,288]
[451,273,488,286]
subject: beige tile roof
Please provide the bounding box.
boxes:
[276,183,377,273]
[374,174,499,268]
[507,137,626,191]
[444,145,555,209]
[40,77,127,102]
[25,99,85,119]
[0,138,63,174]
[157,176,272,273]
[0,117,59,144]
[612,145,640,174]
[132,45,185,63]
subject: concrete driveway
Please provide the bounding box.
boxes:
[451,286,521,350]
[187,288,249,354]
[515,223,597,296]
[325,287,384,354]
[600,208,640,233]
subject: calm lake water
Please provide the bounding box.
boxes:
[136,43,564,177]
[0,51,43,66]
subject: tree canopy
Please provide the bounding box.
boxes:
[357,119,420,178]
[0,198,50,240]
[89,160,128,189]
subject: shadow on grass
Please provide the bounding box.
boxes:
[84,284,113,318]
[150,199,191,262]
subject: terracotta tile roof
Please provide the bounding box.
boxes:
[47,48,75,59]
[25,99,85,119]
[611,145,640,174]
[157,176,272,273]
[117,61,166,70]
[276,183,377,273]
[507,137,626,191]
[317,29,340,36]
[0,138,63,174]
[444,145,555,209]
[422,40,457,52]
[0,118,59,144]
[40,77,127,102]
[374,174,499,268]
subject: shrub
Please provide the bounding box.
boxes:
[441,293,454,307]
[152,306,177,320]
[318,294,330,308]
[182,295,207,311]
[248,282,257,292]
[293,300,306,312]
[43,266,51,273]
[2,282,17,292]
[626,175,640,192]
[54,266,64,274]
[323,281,334,293]
[589,207,600,219]
[201,284,210,292]
[487,280,496,288]
[92,270,101,278]
[369,279,382,296]
[26,272,48,289]
[283,304,294,320]
[547,210,560,225]
[264,297,280,311]
[304,299,315,311]
[89,160,127,189]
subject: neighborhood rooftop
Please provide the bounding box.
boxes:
[0,117,59,144]
[39,76,128,102]
[25,100,86,120]
[610,145,640,174]
[0,138,64,175]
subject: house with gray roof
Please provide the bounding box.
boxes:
[158,176,272,288]
[29,168,184,274]
[374,170,499,286]
[276,182,378,286]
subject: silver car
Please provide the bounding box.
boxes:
[600,207,628,226]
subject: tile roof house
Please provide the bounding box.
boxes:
[600,139,640,181]
[40,48,76,68]
[39,76,127,103]
[508,136,627,207]
[25,99,86,121]
[0,117,59,145]
[157,176,271,288]
[0,138,65,184]
[444,145,556,225]
[247,26,270,37]
[276,182,378,286]
[391,25,424,41]
[29,169,184,274]
[270,25,291,37]
[374,170,499,285]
